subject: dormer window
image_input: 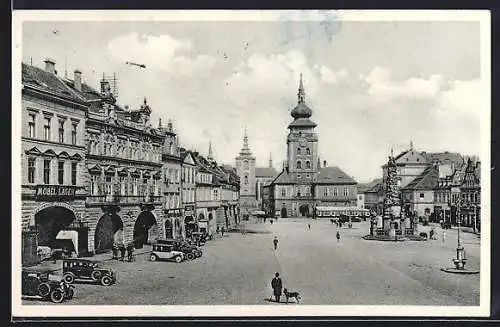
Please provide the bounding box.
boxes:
[306,148,310,155]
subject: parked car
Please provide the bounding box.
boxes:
[191,232,207,245]
[62,259,116,286]
[22,269,74,303]
[149,244,185,263]
[156,239,202,260]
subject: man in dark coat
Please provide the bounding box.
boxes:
[273,236,279,250]
[271,272,283,303]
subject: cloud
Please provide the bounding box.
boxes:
[364,66,448,101]
[107,33,216,77]
[317,66,349,84]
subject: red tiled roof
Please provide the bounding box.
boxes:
[22,63,86,104]
[402,166,439,191]
[314,166,357,184]
[255,167,278,178]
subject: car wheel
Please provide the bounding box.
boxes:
[91,270,101,281]
[63,273,75,284]
[175,256,182,263]
[100,275,112,286]
[150,254,157,261]
[186,253,194,260]
[195,250,202,257]
[66,288,74,300]
[38,283,51,297]
[50,289,64,303]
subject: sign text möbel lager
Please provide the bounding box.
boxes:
[36,185,76,200]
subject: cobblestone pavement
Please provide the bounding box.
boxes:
[22,218,480,305]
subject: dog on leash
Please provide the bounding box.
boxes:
[283,288,302,303]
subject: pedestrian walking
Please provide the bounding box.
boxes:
[336,230,341,244]
[442,230,446,244]
[271,272,283,303]
[221,226,225,237]
[112,243,118,260]
[127,244,135,262]
[308,223,311,230]
[216,226,220,235]
[273,236,279,250]
[270,219,273,225]
[119,244,126,261]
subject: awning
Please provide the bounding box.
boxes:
[56,230,79,256]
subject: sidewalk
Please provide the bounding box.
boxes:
[27,245,154,273]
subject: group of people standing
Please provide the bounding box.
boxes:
[112,243,135,262]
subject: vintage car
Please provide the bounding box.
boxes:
[62,258,116,286]
[149,244,185,263]
[191,232,207,245]
[156,239,202,259]
[22,269,74,303]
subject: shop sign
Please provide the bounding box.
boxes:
[36,185,76,201]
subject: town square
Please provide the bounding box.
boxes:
[13,11,488,315]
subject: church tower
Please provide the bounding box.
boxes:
[286,73,319,182]
[235,127,257,216]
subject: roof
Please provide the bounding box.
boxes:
[22,63,86,104]
[288,118,317,129]
[422,151,464,167]
[271,170,296,184]
[291,102,313,119]
[357,178,382,193]
[314,167,357,184]
[255,167,278,178]
[402,165,439,191]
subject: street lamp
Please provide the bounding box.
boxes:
[453,199,466,270]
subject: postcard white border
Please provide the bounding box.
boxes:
[12,10,491,318]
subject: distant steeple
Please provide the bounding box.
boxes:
[208,141,214,161]
[410,140,414,149]
[298,73,305,104]
[158,118,162,129]
[268,152,273,168]
[239,126,253,157]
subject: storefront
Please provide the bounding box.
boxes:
[184,205,196,238]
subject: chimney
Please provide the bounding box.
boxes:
[100,80,110,94]
[323,160,327,168]
[44,58,56,74]
[476,161,481,170]
[74,69,82,91]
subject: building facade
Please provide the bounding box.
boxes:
[268,74,357,218]
[459,159,481,231]
[255,153,278,212]
[180,149,197,239]
[21,60,89,261]
[235,129,258,218]
[160,120,183,240]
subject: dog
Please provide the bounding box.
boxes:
[283,288,302,303]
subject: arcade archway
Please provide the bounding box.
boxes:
[281,207,288,218]
[35,206,76,248]
[134,211,158,248]
[94,213,124,253]
[299,204,309,217]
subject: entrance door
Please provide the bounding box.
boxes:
[94,213,123,253]
[134,211,158,248]
[281,207,287,218]
[299,205,309,217]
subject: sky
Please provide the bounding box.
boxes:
[21,14,484,182]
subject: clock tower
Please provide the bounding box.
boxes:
[287,73,319,182]
[235,127,257,216]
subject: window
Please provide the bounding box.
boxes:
[281,188,286,197]
[58,161,65,184]
[28,158,35,183]
[244,175,248,184]
[105,176,113,195]
[297,189,301,197]
[71,162,77,185]
[296,161,302,169]
[343,187,349,197]
[28,114,35,138]
[297,147,301,155]
[306,173,310,178]
[43,118,51,141]
[420,193,425,199]
[323,188,328,197]
[90,175,99,195]
[58,121,65,143]
[333,187,338,196]
[43,159,50,184]
[243,160,249,170]
[305,161,311,169]
[71,124,77,145]
[306,148,310,155]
